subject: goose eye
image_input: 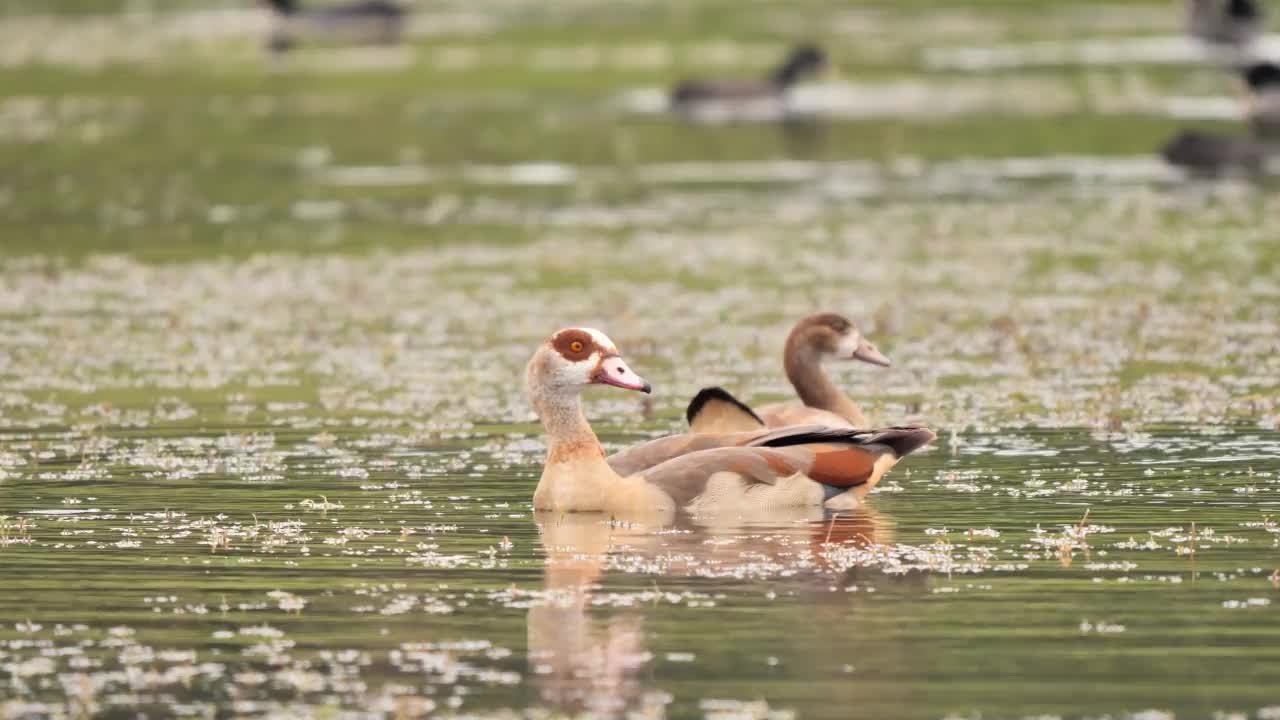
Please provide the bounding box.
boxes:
[570,341,584,353]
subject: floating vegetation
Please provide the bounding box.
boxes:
[4,0,1280,717]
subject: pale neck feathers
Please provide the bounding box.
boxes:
[782,335,868,428]
[526,348,627,512]
[526,350,607,464]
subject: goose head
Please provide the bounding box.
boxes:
[260,0,298,14]
[789,312,891,367]
[1229,0,1261,21]
[1244,62,1280,93]
[773,45,828,87]
[526,328,651,402]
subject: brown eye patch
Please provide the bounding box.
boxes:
[552,329,595,361]
[816,313,851,334]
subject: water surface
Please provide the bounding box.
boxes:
[3,1,1280,717]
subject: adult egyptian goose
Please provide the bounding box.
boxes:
[669,45,827,122]
[1187,0,1264,49]
[687,313,888,433]
[527,328,934,515]
[261,0,406,53]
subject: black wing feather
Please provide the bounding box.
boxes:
[685,387,765,428]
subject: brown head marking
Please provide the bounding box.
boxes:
[551,328,597,362]
[788,312,854,355]
[813,312,852,334]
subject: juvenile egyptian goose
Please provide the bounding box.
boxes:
[527,328,934,515]
[669,45,827,122]
[261,0,406,53]
[1187,0,1264,49]
[687,313,888,433]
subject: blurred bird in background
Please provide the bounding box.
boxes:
[1187,0,1264,50]
[1163,1,1276,177]
[261,0,406,53]
[669,44,829,123]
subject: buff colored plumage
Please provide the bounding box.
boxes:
[526,327,933,515]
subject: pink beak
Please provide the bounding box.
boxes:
[594,355,651,393]
[851,337,891,367]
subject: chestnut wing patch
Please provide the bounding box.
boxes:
[805,447,877,488]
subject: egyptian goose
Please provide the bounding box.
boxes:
[260,0,406,53]
[527,327,934,515]
[687,312,888,433]
[669,45,827,122]
[1187,0,1263,49]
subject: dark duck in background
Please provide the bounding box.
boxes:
[670,45,829,123]
[1187,0,1264,50]
[261,0,407,53]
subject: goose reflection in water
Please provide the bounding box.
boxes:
[528,507,904,716]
